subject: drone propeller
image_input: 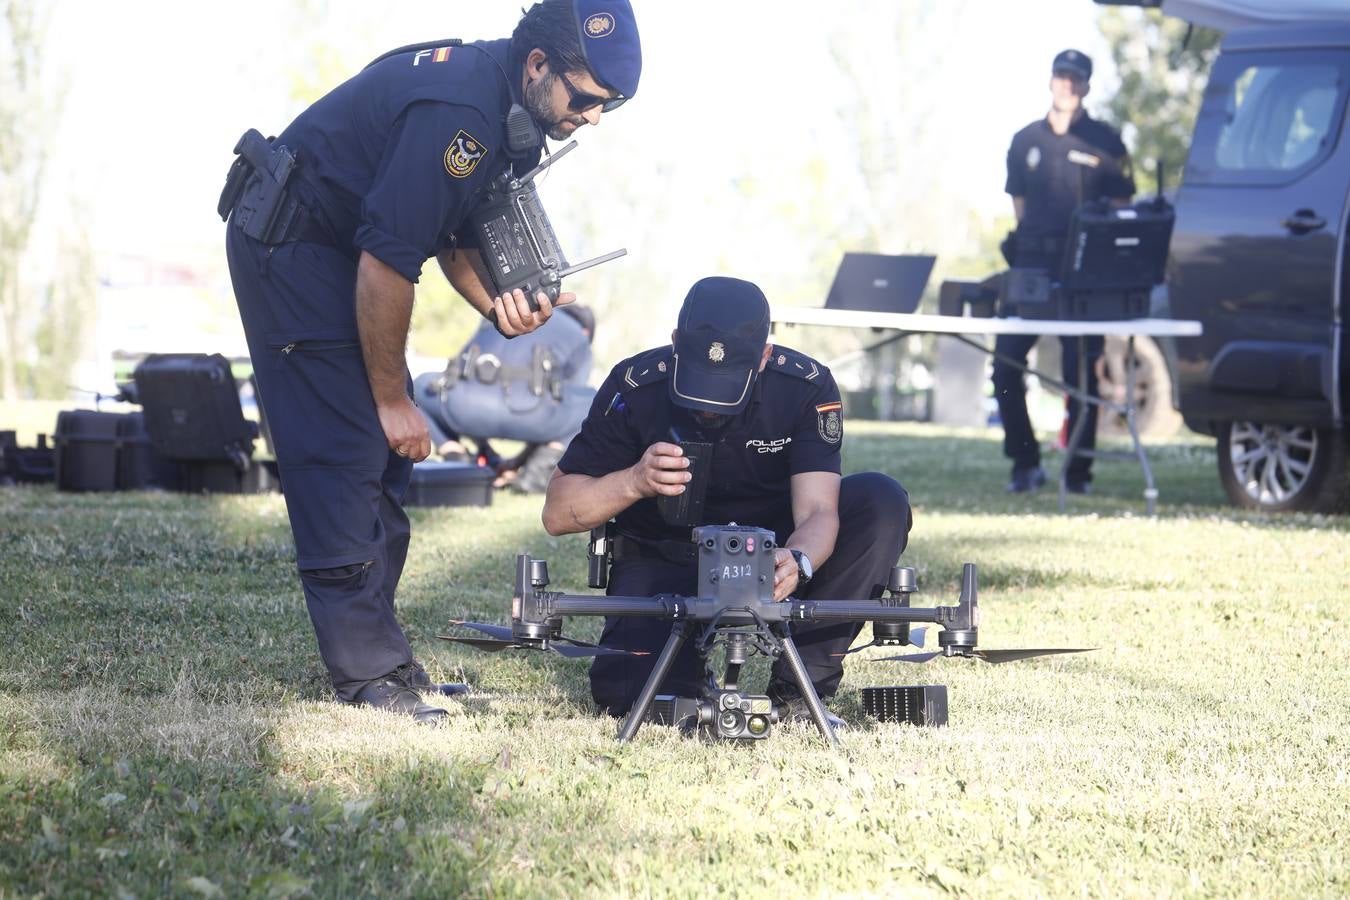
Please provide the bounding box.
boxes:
[439,621,646,658]
[878,647,1095,665]
[831,626,928,658]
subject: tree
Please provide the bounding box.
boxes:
[1096,8,1223,194]
[0,0,48,399]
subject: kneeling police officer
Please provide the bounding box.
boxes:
[541,277,914,727]
[221,1,641,722]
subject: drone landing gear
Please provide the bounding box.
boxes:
[616,620,840,747]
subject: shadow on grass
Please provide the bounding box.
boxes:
[0,688,785,898]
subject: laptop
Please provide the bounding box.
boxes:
[824,253,935,314]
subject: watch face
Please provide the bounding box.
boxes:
[794,550,812,581]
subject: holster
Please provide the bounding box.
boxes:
[217,128,304,245]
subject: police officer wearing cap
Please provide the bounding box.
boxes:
[995,48,1135,493]
[542,277,913,727]
[221,0,641,723]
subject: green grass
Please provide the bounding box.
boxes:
[2,421,1347,897]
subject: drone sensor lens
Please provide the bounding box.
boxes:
[746,715,768,736]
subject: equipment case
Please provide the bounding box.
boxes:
[405,462,494,508]
[52,410,164,492]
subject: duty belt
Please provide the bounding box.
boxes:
[610,533,697,565]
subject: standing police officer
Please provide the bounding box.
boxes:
[995,49,1134,493]
[541,277,913,727]
[222,1,641,722]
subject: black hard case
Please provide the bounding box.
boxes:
[52,410,160,492]
[404,462,494,508]
[1061,201,1174,294]
[132,353,256,462]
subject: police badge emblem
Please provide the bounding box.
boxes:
[816,401,843,444]
[584,13,616,37]
[1026,146,1041,171]
[708,342,726,363]
[444,130,486,178]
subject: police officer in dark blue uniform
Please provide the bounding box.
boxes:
[995,49,1135,493]
[542,277,913,727]
[221,0,641,722]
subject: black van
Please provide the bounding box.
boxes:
[1166,20,1350,511]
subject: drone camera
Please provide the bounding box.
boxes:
[649,690,776,740]
[712,690,776,740]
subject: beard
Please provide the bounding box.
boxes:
[677,407,734,436]
[524,73,585,141]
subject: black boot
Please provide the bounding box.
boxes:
[400,661,471,697]
[351,671,449,724]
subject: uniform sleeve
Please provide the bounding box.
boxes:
[556,365,644,477]
[787,368,843,477]
[354,101,496,282]
[1005,133,1027,197]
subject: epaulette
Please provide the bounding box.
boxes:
[767,345,824,382]
[619,347,673,389]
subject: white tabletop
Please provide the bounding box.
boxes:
[769,306,1203,338]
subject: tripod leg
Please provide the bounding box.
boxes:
[774,626,839,746]
[616,622,691,743]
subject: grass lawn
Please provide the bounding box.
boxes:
[1,421,1347,897]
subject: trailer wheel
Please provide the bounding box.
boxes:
[1096,336,1182,441]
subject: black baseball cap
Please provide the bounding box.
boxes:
[670,277,771,415]
[1052,48,1092,81]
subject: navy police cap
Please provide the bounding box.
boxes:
[671,277,771,415]
[573,0,641,98]
[1052,48,1092,82]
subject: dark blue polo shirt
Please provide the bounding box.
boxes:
[558,344,843,543]
[277,39,536,282]
[1005,112,1135,239]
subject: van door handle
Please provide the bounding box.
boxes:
[1281,209,1326,234]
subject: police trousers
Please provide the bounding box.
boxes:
[991,333,1103,482]
[225,230,415,700]
[588,471,913,716]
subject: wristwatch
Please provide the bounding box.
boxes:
[789,549,813,585]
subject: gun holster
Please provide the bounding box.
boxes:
[217,128,304,245]
[587,521,616,589]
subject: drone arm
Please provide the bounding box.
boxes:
[551,593,687,619]
[787,600,953,625]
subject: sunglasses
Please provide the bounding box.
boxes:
[556,68,627,114]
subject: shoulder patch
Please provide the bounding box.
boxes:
[817,403,843,444]
[769,345,822,382]
[621,348,673,389]
[445,129,487,178]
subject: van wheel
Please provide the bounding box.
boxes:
[1096,336,1182,441]
[1216,421,1349,512]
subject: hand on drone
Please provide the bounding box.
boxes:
[771,548,799,601]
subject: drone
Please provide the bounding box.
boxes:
[440,523,1091,745]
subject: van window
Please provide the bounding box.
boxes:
[1188,51,1349,185]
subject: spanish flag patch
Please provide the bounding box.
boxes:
[815,401,843,413]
